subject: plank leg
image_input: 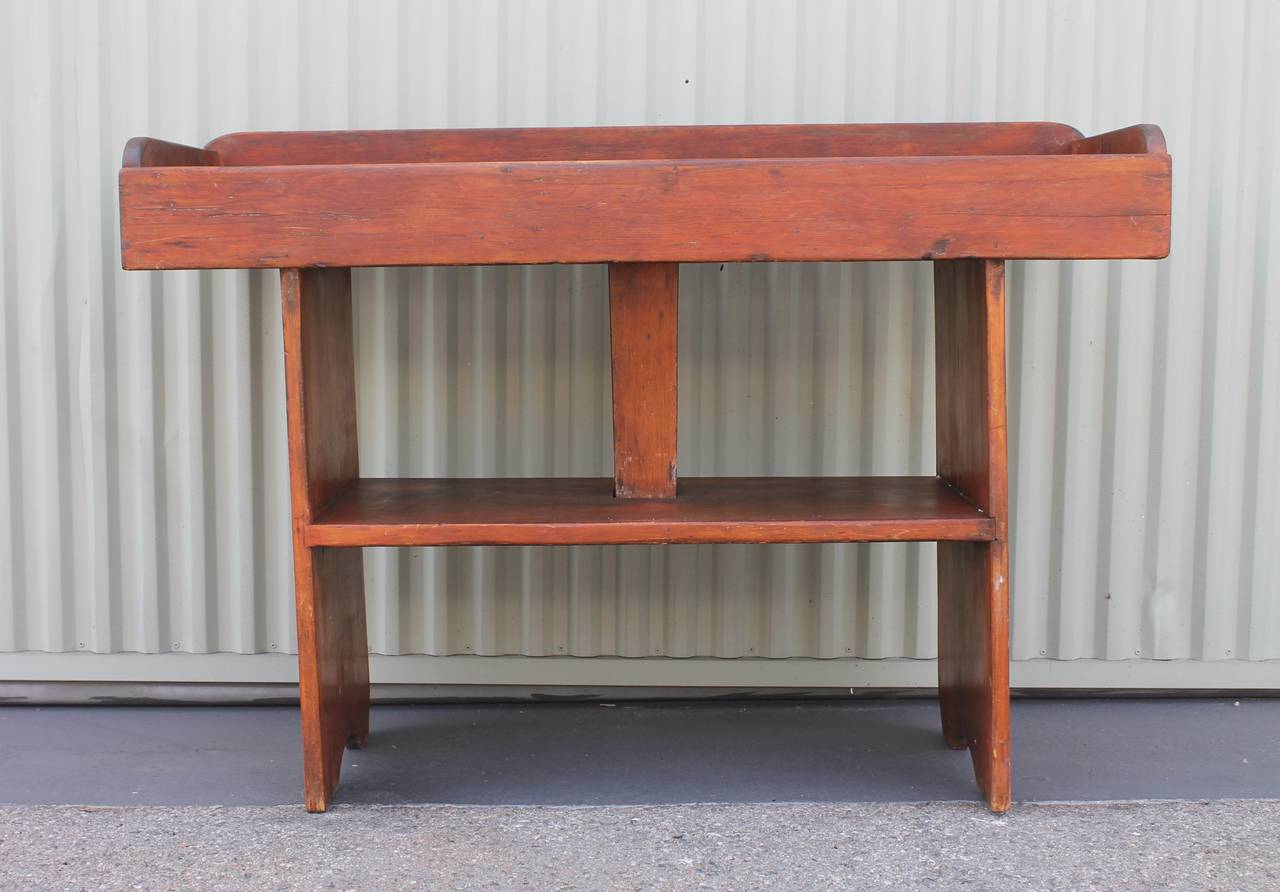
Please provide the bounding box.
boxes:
[934,259,1011,813]
[281,267,370,813]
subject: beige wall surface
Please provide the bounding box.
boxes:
[1,0,1277,690]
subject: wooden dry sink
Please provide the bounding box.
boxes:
[119,122,1171,812]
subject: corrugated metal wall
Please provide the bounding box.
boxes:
[1,0,1277,689]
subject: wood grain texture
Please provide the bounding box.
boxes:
[204,122,1085,165]
[119,153,1171,269]
[303,477,996,547]
[283,269,360,516]
[1069,124,1166,155]
[937,539,1010,810]
[121,136,219,168]
[610,263,678,498]
[116,122,1172,812]
[934,260,1008,512]
[933,258,1011,814]
[281,268,369,813]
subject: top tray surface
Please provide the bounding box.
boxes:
[119,122,1170,269]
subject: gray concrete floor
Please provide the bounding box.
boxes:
[1,699,1278,890]
[1,698,1277,806]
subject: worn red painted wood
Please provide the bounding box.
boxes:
[303,477,996,547]
[117,122,1172,813]
[1068,123,1166,155]
[281,268,370,813]
[120,153,1170,269]
[610,263,679,498]
[121,136,220,168]
[204,122,1086,165]
[933,259,1011,814]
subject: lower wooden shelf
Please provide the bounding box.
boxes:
[305,476,994,547]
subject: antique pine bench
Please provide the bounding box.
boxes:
[118,122,1171,812]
